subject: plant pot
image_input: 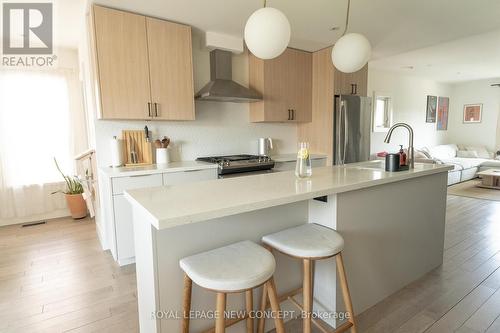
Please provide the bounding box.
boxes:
[65,193,87,219]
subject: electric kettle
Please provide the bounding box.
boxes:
[258,138,273,156]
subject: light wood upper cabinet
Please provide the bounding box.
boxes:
[297,47,335,164]
[334,64,368,96]
[249,48,312,123]
[93,6,151,120]
[146,18,195,120]
[92,6,195,121]
[288,49,312,122]
[249,49,289,122]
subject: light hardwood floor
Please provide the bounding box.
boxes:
[0,217,138,332]
[1,195,499,332]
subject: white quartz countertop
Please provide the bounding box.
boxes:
[125,161,453,230]
[99,161,218,178]
[271,153,327,163]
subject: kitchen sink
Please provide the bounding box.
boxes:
[350,160,386,170]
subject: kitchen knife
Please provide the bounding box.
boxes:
[131,139,138,164]
[144,126,150,142]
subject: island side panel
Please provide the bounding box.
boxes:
[336,172,448,314]
[308,195,338,328]
[132,208,160,333]
[154,201,309,333]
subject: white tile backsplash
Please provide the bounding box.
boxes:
[95,102,297,167]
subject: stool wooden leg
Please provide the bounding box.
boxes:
[182,274,192,333]
[246,290,254,333]
[266,277,285,333]
[258,244,272,333]
[336,253,357,333]
[215,292,226,333]
[303,259,313,333]
[257,282,268,333]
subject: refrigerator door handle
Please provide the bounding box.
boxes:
[336,98,342,164]
[343,101,348,164]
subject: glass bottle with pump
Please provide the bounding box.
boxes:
[399,145,407,166]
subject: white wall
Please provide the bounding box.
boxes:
[367,69,453,154]
[92,34,297,167]
[447,78,500,152]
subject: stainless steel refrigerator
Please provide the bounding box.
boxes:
[333,95,372,165]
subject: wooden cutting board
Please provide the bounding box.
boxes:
[122,130,153,166]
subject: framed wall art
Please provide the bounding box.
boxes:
[437,97,449,131]
[463,104,482,123]
[426,95,437,123]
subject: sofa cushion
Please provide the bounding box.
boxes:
[464,145,492,159]
[461,167,479,182]
[414,149,431,159]
[448,170,461,185]
[428,144,458,159]
[457,150,479,158]
[435,160,463,171]
[439,157,487,170]
[480,160,500,168]
[420,147,431,157]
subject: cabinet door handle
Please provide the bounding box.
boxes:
[147,102,152,117]
[287,109,291,120]
[351,83,357,95]
[292,109,295,120]
[154,103,159,117]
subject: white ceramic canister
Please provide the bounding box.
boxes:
[156,148,170,165]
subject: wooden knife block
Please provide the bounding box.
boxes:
[122,130,153,166]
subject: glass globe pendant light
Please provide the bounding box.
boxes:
[331,0,371,73]
[244,0,291,60]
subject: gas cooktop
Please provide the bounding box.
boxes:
[196,154,275,175]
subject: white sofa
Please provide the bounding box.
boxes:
[418,144,500,185]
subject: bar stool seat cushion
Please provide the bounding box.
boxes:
[262,224,344,258]
[179,241,275,292]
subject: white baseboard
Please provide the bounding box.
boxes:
[118,256,135,266]
[95,221,109,251]
[0,209,70,227]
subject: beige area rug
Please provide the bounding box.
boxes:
[448,179,500,201]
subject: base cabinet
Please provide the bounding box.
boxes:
[274,157,327,172]
[163,169,216,186]
[113,195,135,263]
[101,168,217,266]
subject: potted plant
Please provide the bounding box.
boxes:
[52,158,87,219]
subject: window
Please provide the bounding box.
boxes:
[0,70,73,186]
[373,92,393,132]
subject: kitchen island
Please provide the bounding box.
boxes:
[125,161,453,332]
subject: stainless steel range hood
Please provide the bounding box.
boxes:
[195,49,262,103]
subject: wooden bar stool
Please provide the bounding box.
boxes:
[179,240,285,333]
[259,224,356,333]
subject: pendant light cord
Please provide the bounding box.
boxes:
[341,0,351,36]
